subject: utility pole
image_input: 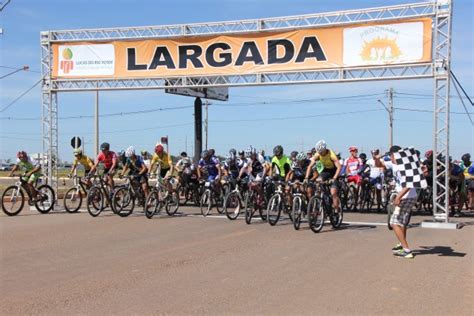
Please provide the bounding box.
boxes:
[204,100,210,150]
[377,88,394,149]
[194,97,202,164]
[94,91,99,156]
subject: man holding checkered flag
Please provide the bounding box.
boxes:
[376,145,427,259]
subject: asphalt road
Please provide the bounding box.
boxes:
[1,206,472,315]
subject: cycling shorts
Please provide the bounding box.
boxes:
[347,175,362,185]
[320,168,339,190]
[160,167,170,179]
[132,173,148,184]
[369,176,383,190]
[467,179,474,191]
[103,168,116,176]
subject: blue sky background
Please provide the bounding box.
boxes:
[0,0,472,162]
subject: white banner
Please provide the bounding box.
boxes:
[343,21,425,66]
[57,44,115,76]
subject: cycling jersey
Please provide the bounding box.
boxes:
[95,151,117,169]
[461,161,474,179]
[344,156,362,176]
[176,157,192,172]
[151,152,172,170]
[199,156,220,178]
[243,158,264,178]
[224,159,241,179]
[271,155,291,177]
[73,155,94,170]
[291,160,309,182]
[367,158,383,179]
[125,155,146,174]
[450,164,463,177]
[313,149,338,170]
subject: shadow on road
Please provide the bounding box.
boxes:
[414,246,466,257]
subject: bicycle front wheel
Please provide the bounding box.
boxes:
[1,186,25,216]
[225,191,241,220]
[114,187,135,217]
[145,190,162,219]
[165,191,180,216]
[64,187,82,213]
[200,189,211,216]
[292,196,303,231]
[267,195,282,226]
[35,184,55,214]
[87,187,105,217]
[308,196,324,233]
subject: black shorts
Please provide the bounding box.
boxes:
[160,167,170,178]
[467,179,474,191]
[103,168,115,176]
[320,168,338,190]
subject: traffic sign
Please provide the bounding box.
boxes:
[70,137,81,149]
[161,136,168,145]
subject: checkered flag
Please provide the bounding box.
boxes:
[394,147,427,189]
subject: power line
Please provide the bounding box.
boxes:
[394,107,474,115]
[0,65,41,74]
[450,70,473,106]
[0,78,43,113]
[0,66,31,79]
[451,72,473,124]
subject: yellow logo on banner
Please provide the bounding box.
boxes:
[60,48,74,74]
[360,37,401,62]
[62,48,73,60]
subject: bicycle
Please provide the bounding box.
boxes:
[339,177,356,212]
[63,174,93,213]
[145,175,180,219]
[200,179,224,217]
[113,174,148,217]
[86,174,119,217]
[358,178,374,212]
[224,178,248,220]
[290,180,309,230]
[266,180,292,226]
[244,178,267,224]
[1,175,55,216]
[307,179,343,233]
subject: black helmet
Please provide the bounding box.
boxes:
[461,153,470,163]
[273,145,283,156]
[290,151,298,158]
[359,153,367,160]
[100,142,110,151]
[201,150,209,158]
[238,150,245,156]
[229,148,237,156]
[180,152,188,157]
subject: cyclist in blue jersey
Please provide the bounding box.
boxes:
[198,150,222,182]
[120,146,149,197]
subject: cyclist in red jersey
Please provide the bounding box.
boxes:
[344,146,363,209]
[89,142,118,189]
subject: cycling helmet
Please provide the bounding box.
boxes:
[155,143,164,154]
[336,152,342,160]
[245,146,257,157]
[225,153,233,162]
[229,148,237,156]
[16,151,27,159]
[141,150,148,156]
[425,150,433,159]
[201,150,209,158]
[348,146,358,152]
[290,151,298,158]
[125,146,135,158]
[238,150,245,156]
[100,142,110,151]
[209,149,215,156]
[118,150,125,158]
[371,149,380,155]
[273,145,283,157]
[315,140,327,153]
[180,152,188,157]
[296,152,306,161]
[73,148,83,155]
[461,153,471,163]
[359,153,367,161]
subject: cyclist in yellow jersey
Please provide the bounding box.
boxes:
[150,143,174,178]
[69,148,94,186]
[305,140,342,213]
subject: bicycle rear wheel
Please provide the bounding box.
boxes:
[267,195,282,226]
[87,187,104,217]
[292,196,303,230]
[64,187,82,213]
[225,191,241,220]
[308,196,324,233]
[35,184,55,214]
[244,191,254,224]
[1,186,25,216]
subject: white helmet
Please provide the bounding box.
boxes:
[245,146,256,158]
[125,146,135,158]
[315,140,327,153]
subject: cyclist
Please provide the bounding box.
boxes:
[460,153,474,210]
[198,149,222,184]
[223,151,241,188]
[150,143,173,179]
[422,150,434,187]
[271,145,292,181]
[449,157,465,217]
[367,149,385,211]
[286,152,312,200]
[345,146,363,209]
[238,146,265,205]
[9,151,41,202]
[69,148,94,186]
[89,142,117,189]
[290,151,298,168]
[120,146,149,198]
[175,151,196,185]
[305,140,342,214]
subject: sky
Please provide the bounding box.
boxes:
[0,0,473,162]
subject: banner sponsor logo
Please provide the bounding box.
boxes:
[343,21,425,66]
[57,44,115,76]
